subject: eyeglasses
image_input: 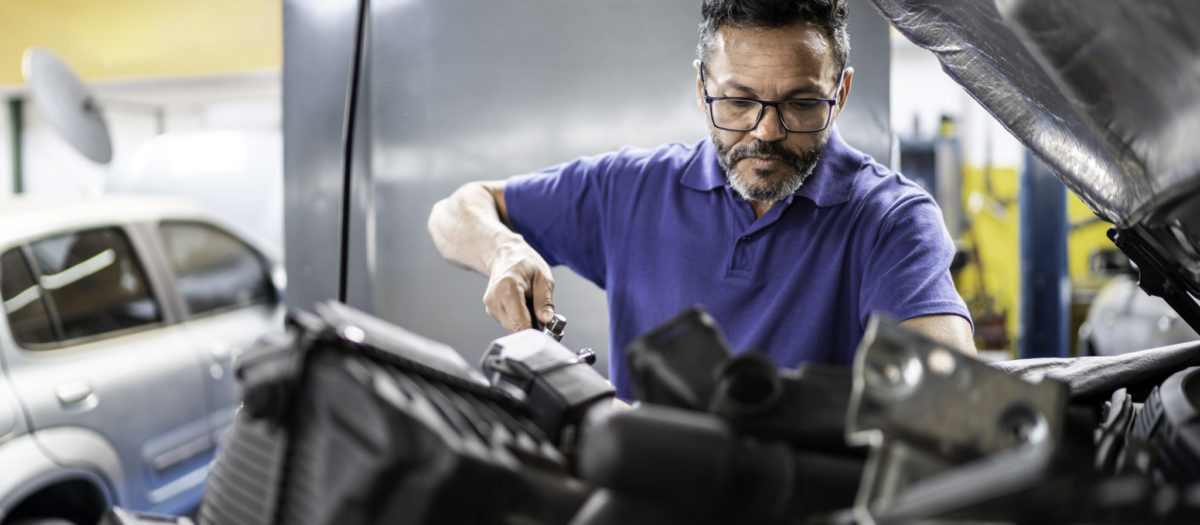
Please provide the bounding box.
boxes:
[700,63,843,133]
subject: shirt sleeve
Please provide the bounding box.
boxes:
[504,152,617,288]
[859,194,973,330]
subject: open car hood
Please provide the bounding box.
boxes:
[871,0,1200,330]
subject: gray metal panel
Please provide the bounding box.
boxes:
[842,0,892,165]
[368,0,709,371]
[285,0,891,369]
[282,0,371,311]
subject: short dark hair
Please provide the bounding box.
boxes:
[698,0,850,77]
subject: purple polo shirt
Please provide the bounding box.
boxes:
[506,129,970,400]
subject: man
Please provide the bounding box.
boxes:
[428,0,974,400]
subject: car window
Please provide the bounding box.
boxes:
[1,248,57,345]
[28,227,163,342]
[158,222,275,317]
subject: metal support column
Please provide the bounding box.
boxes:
[283,0,374,312]
[1019,152,1069,357]
[7,97,22,194]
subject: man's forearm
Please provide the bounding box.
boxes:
[899,314,977,356]
[428,182,524,276]
[428,181,558,331]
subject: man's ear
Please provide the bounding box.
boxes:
[694,59,706,111]
[833,67,854,119]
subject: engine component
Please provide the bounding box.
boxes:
[190,302,1200,525]
[625,307,856,453]
[709,352,854,452]
[573,404,837,525]
[994,338,1200,402]
[612,306,864,522]
[101,508,195,525]
[1094,388,1140,474]
[198,301,590,525]
[847,316,1069,523]
[848,316,1200,524]
[1125,366,1200,481]
[481,327,615,447]
[867,441,1200,524]
[625,307,733,409]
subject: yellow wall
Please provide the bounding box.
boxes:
[1068,193,1116,291]
[952,164,1116,356]
[954,164,1021,354]
[0,0,281,85]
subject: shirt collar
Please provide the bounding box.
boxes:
[679,139,726,191]
[797,128,859,207]
[679,127,861,208]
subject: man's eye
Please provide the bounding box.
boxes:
[784,100,821,111]
[727,100,758,109]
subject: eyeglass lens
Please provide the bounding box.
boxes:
[710,99,830,132]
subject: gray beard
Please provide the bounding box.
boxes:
[713,135,826,203]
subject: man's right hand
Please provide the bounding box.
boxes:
[484,243,556,333]
[428,180,557,333]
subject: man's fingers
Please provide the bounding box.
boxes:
[485,256,553,332]
[484,280,531,332]
[531,271,556,324]
[503,300,532,333]
[482,292,506,328]
[496,279,532,333]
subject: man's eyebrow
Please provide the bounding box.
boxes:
[722,80,825,99]
[781,85,825,99]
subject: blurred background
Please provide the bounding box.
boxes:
[3,1,1198,520]
[0,0,1190,369]
[0,0,282,254]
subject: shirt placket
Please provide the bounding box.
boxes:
[726,191,795,277]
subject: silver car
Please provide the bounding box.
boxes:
[0,195,284,524]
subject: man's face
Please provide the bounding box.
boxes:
[697,22,851,204]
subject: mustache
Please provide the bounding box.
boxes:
[727,140,805,168]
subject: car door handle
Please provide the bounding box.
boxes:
[56,380,97,411]
[208,342,244,381]
[209,342,240,361]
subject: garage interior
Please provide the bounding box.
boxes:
[1,0,1199,524]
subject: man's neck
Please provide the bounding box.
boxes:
[750,199,774,219]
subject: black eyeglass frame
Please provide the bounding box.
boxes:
[699,62,845,133]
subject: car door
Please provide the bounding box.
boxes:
[0,226,216,514]
[0,355,25,443]
[153,220,282,443]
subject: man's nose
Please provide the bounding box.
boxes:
[750,105,787,142]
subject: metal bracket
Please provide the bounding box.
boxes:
[1110,226,1200,335]
[847,315,1069,523]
